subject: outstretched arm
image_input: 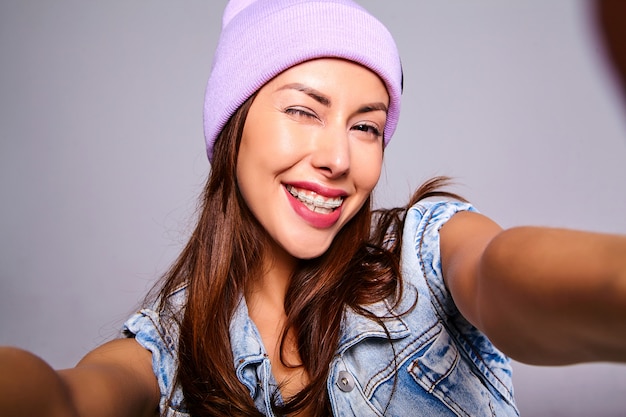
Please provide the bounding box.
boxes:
[0,339,159,417]
[440,211,626,365]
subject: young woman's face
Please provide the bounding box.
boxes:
[237,58,388,260]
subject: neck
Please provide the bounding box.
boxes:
[246,242,297,316]
[245,245,309,399]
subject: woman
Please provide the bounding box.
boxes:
[1,0,625,416]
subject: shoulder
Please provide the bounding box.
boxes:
[404,200,478,236]
[123,285,189,416]
[394,200,478,319]
[401,199,502,317]
[401,200,479,278]
[124,285,187,358]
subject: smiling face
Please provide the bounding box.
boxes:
[236,58,388,261]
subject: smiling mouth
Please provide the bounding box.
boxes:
[285,185,344,214]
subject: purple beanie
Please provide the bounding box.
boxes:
[204,0,403,161]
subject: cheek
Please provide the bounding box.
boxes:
[235,159,252,210]
[244,121,303,166]
[354,148,384,191]
[235,133,266,210]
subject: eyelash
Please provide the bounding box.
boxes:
[352,123,382,138]
[284,107,382,138]
[285,107,317,119]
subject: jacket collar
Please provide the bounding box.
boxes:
[229,296,267,396]
[228,293,414,390]
[336,298,411,354]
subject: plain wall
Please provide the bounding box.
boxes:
[0,1,625,416]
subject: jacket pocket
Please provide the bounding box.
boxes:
[164,406,190,417]
[407,325,506,417]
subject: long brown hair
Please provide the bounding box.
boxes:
[154,93,463,416]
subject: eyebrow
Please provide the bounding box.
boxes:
[277,83,388,115]
[278,83,331,106]
[357,103,388,114]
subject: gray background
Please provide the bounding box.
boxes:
[1,1,625,415]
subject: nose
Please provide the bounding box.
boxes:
[311,127,350,178]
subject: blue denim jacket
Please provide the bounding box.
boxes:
[124,201,519,416]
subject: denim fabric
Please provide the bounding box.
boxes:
[124,287,187,416]
[123,200,519,416]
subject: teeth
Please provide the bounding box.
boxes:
[286,185,343,211]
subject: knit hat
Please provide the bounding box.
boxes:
[203,0,403,161]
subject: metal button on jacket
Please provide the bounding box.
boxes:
[337,370,355,392]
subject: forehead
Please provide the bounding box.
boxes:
[262,58,389,103]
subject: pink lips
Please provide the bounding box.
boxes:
[284,182,345,229]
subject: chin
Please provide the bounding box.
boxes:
[291,247,329,260]
[286,240,333,260]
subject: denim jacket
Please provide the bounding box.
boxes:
[124,201,519,416]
